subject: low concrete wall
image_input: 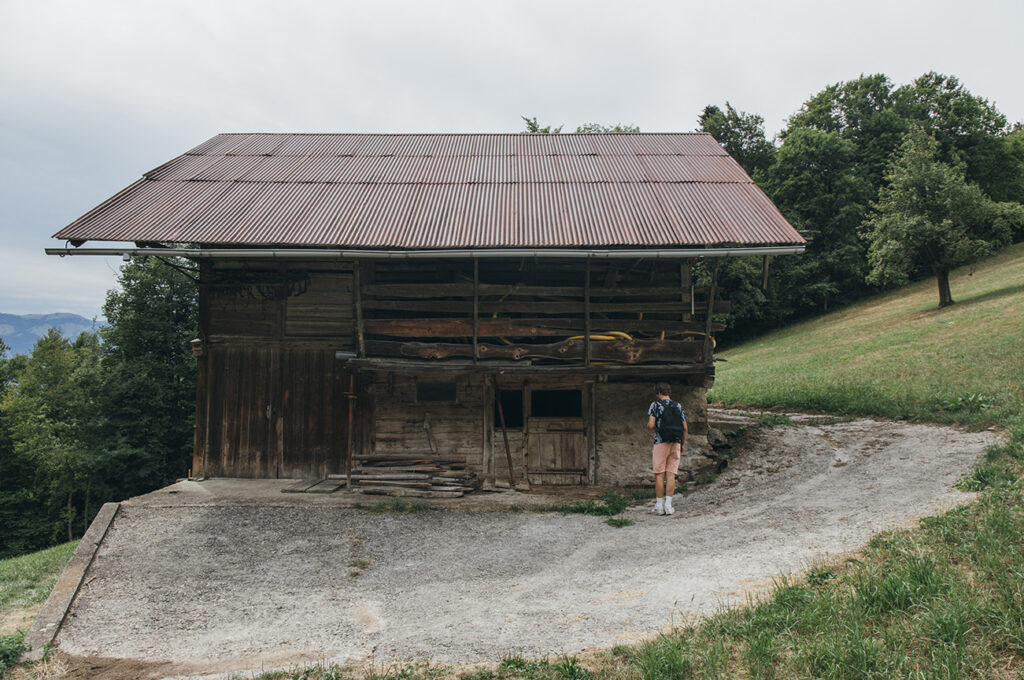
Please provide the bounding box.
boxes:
[24,502,120,660]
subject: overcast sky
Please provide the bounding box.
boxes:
[2,0,1022,321]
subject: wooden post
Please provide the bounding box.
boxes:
[483,377,495,484]
[586,381,598,485]
[473,258,480,366]
[345,373,356,488]
[584,257,591,366]
[492,375,516,488]
[195,262,211,478]
[353,262,366,358]
[276,263,286,342]
[761,255,771,291]
[680,261,692,321]
[704,261,720,365]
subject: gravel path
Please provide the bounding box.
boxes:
[55,416,1001,677]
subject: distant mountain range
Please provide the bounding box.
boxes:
[0,313,99,355]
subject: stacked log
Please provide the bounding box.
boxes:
[341,456,479,497]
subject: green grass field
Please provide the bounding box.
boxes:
[0,541,76,675]
[0,542,76,617]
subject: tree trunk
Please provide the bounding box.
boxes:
[67,491,73,542]
[83,476,91,535]
[936,268,955,307]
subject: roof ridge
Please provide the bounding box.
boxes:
[209,132,716,137]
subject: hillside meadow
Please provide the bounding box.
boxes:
[711,241,1024,427]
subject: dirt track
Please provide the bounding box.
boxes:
[53,414,1001,678]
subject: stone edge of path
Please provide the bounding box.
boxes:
[23,501,121,661]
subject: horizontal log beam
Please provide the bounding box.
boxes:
[363,300,731,313]
[365,283,714,299]
[365,339,705,364]
[342,357,714,377]
[363,318,725,337]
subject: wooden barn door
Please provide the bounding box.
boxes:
[526,388,585,486]
[203,346,348,478]
[203,345,280,478]
[276,349,348,479]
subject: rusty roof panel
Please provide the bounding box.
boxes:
[56,133,804,248]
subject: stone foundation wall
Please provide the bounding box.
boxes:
[595,382,714,486]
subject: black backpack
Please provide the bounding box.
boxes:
[657,399,685,443]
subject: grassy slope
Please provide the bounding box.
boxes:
[711,241,1024,425]
[0,542,77,637]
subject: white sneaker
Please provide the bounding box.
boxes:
[652,499,664,515]
[664,499,675,515]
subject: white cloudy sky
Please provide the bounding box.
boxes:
[2,0,1022,320]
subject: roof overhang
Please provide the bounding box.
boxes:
[45,246,805,260]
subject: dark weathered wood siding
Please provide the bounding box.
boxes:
[367,374,487,472]
[194,262,356,478]
[192,257,719,483]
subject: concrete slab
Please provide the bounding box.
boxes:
[40,416,1004,678]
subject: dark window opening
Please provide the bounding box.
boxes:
[416,381,457,403]
[530,389,582,418]
[494,390,524,428]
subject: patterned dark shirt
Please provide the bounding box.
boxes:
[648,399,686,444]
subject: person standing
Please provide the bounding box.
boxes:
[647,382,687,515]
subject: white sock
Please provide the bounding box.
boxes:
[655,497,664,510]
[664,496,673,508]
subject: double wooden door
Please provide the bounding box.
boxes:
[198,346,349,478]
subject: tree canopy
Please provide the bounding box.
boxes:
[697,102,776,177]
[0,258,197,558]
[701,71,1024,341]
[862,127,1022,307]
[521,117,639,134]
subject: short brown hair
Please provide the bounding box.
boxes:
[654,382,671,397]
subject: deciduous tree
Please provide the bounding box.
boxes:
[98,257,198,496]
[698,102,777,177]
[862,128,1022,307]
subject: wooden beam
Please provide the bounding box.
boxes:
[493,376,516,488]
[364,283,711,298]
[345,373,355,488]
[361,299,731,314]
[472,258,479,366]
[680,261,692,322]
[365,339,705,363]
[343,357,712,376]
[353,263,366,358]
[584,258,591,367]
[362,317,726,337]
[704,260,720,366]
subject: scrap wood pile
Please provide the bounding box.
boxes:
[345,455,480,497]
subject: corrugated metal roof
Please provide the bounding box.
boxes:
[55,133,804,249]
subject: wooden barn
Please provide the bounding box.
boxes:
[50,132,804,492]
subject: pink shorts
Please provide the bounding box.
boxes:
[652,442,681,475]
